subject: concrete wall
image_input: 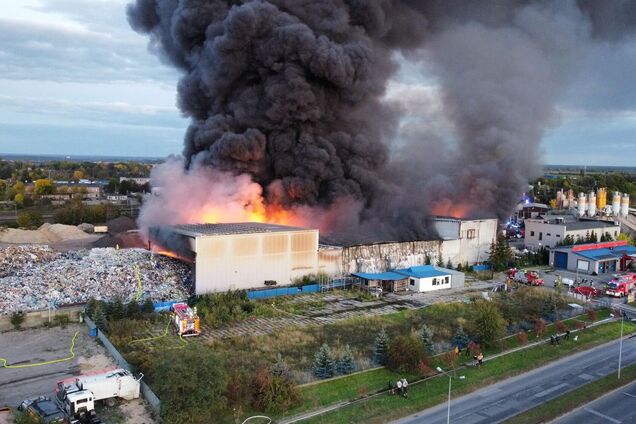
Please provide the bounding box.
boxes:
[526,220,621,250]
[194,229,319,293]
[339,240,442,275]
[458,219,498,264]
[0,305,83,332]
[525,221,566,249]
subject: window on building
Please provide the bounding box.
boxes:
[530,231,535,236]
[445,276,449,285]
[539,232,543,241]
[432,278,437,286]
[546,233,551,236]
[615,231,618,236]
[410,279,415,286]
[556,234,561,238]
[467,229,477,239]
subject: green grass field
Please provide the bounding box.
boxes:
[286,320,636,424]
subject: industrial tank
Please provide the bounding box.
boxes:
[597,188,607,209]
[621,194,630,217]
[587,191,596,216]
[578,192,587,217]
[612,192,622,216]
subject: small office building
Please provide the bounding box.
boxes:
[352,265,464,293]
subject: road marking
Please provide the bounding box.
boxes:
[584,408,621,423]
[622,392,636,398]
[532,383,569,398]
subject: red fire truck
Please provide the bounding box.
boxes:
[171,303,201,336]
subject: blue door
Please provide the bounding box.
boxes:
[555,252,568,269]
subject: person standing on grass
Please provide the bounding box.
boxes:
[402,378,409,398]
[396,379,403,396]
[477,352,484,366]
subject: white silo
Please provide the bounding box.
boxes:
[578,192,587,217]
[612,192,622,216]
[621,194,630,217]
[587,191,596,216]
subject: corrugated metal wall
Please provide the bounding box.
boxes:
[194,230,319,294]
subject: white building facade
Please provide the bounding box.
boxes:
[524,218,621,250]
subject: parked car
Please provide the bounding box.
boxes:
[574,285,602,298]
[18,396,68,424]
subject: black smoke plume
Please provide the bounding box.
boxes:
[129,0,636,244]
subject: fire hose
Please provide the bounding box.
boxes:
[0,331,79,369]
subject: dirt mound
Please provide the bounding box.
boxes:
[0,223,94,244]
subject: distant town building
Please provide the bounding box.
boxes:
[119,177,150,185]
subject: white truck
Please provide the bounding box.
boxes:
[55,368,142,418]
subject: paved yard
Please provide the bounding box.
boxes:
[0,324,155,423]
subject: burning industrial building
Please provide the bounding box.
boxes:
[129,0,636,291]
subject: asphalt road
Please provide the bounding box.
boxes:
[553,379,636,424]
[392,334,636,424]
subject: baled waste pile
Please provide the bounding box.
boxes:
[0,247,191,314]
[0,245,61,278]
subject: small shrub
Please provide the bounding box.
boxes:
[419,324,434,353]
[574,320,585,330]
[442,351,458,369]
[386,335,428,373]
[10,311,25,330]
[533,318,547,338]
[587,309,597,322]
[53,314,70,328]
[141,298,155,314]
[554,320,569,333]
[516,331,528,345]
[357,386,367,398]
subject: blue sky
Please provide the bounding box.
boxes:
[0,0,635,165]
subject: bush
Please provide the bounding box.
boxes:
[10,311,25,330]
[195,290,252,327]
[251,366,301,412]
[17,211,43,229]
[53,314,70,328]
[154,344,227,424]
[587,309,597,322]
[516,331,529,345]
[533,318,547,338]
[452,325,470,349]
[312,343,336,379]
[386,335,428,373]
[554,320,569,333]
[141,298,155,314]
[471,300,506,347]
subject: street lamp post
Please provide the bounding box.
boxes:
[437,366,466,424]
[611,312,625,379]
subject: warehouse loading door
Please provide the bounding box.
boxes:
[554,252,568,269]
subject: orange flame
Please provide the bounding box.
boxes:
[431,199,471,219]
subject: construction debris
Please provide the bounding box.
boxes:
[0,247,191,314]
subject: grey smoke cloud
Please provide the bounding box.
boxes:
[129,0,636,243]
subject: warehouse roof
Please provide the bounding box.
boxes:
[564,220,620,231]
[168,222,311,237]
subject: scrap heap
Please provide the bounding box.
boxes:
[0,247,191,314]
